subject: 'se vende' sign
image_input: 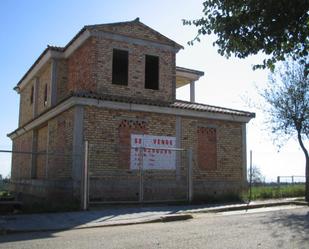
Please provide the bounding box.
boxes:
[130,134,176,170]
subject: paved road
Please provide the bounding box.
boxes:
[0,206,308,249]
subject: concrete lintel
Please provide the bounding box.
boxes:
[91,30,179,52]
[113,115,148,123]
[8,97,253,140]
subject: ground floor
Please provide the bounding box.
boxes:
[9,97,251,208]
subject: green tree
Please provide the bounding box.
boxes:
[261,60,309,201]
[183,1,309,72]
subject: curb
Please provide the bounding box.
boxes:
[0,214,193,235]
[183,201,308,214]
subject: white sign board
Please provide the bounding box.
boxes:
[130,134,176,170]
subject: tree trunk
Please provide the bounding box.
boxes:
[306,156,309,202]
[296,131,309,202]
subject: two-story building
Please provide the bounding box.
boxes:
[8,18,254,208]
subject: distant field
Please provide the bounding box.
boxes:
[244,184,305,200]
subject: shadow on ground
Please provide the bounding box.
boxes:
[0,202,239,243]
[261,208,309,248]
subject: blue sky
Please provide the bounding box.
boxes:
[0,0,307,181]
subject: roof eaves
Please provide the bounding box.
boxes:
[176,66,204,76]
[173,100,255,118]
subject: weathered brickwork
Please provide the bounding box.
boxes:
[35,125,48,179]
[10,20,251,206]
[18,62,52,127]
[83,106,244,201]
[182,117,244,199]
[118,119,147,169]
[18,79,35,126]
[95,37,175,103]
[56,59,69,103]
[36,63,51,115]
[11,131,33,181]
[47,108,74,179]
[67,38,96,93]
[84,107,184,201]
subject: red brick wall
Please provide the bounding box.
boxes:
[67,38,96,93]
[182,118,243,181]
[118,119,147,169]
[197,127,217,171]
[95,37,175,103]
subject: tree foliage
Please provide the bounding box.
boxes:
[183,0,309,71]
[248,165,264,184]
[261,59,309,200]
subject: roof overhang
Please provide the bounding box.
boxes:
[8,96,254,140]
[176,66,204,88]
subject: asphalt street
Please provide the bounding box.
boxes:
[0,205,308,249]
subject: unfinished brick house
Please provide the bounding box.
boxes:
[8,18,255,207]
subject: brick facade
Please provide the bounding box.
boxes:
[9,19,253,208]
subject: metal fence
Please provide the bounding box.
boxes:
[1,142,193,209]
[87,142,192,205]
[277,175,306,184]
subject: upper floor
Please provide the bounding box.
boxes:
[14,18,204,127]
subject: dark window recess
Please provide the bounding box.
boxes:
[145,55,159,90]
[30,86,34,104]
[44,84,48,106]
[112,49,128,85]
